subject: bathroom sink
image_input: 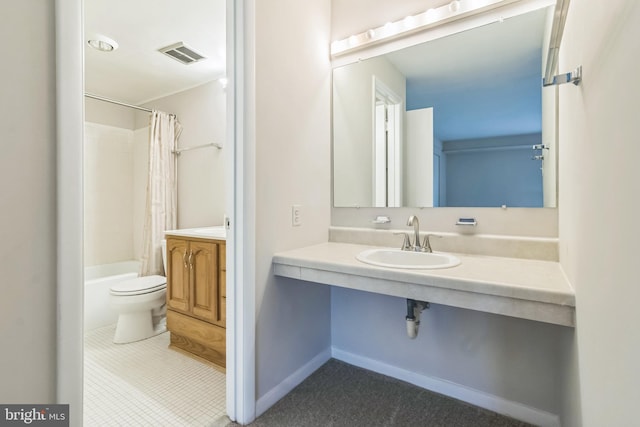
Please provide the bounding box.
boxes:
[356,248,461,269]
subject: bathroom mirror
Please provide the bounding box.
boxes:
[332,5,557,208]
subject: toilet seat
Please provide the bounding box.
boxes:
[110,275,166,296]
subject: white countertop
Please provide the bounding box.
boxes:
[165,226,226,240]
[273,242,575,327]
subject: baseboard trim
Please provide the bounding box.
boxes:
[331,347,560,427]
[256,347,332,417]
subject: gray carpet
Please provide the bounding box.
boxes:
[225,359,533,427]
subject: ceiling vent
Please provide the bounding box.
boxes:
[158,42,206,65]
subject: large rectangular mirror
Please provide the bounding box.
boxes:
[332,3,557,208]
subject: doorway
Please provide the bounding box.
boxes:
[373,76,402,207]
[55,0,251,424]
[82,0,228,423]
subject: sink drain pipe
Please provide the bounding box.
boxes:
[406,299,430,339]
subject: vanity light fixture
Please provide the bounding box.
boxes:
[87,34,119,52]
[330,0,509,56]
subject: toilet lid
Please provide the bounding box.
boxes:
[110,275,166,295]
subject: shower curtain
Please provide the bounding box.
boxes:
[140,111,182,276]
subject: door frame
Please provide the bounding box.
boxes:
[372,76,403,207]
[54,0,254,424]
[225,0,256,423]
[55,1,84,424]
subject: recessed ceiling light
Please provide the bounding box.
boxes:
[87,34,119,52]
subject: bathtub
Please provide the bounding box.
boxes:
[84,261,141,331]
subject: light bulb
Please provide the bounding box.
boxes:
[403,15,416,29]
[423,8,436,22]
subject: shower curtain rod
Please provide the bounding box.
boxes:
[84,93,153,113]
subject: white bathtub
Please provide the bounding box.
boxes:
[84,261,140,331]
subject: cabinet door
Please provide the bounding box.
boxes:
[218,244,226,326]
[166,238,190,312]
[190,240,218,322]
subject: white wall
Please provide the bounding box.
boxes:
[559,0,640,425]
[85,97,136,130]
[332,289,573,417]
[85,99,143,266]
[132,127,149,261]
[83,123,135,266]
[333,56,406,207]
[250,0,332,412]
[137,80,227,229]
[0,0,56,402]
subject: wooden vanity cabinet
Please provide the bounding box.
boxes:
[166,236,226,368]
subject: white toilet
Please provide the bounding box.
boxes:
[109,240,168,344]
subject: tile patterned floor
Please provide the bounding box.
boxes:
[84,325,226,426]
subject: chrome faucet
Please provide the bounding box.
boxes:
[421,234,435,253]
[404,215,439,252]
[394,232,412,251]
[406,215,423,252]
